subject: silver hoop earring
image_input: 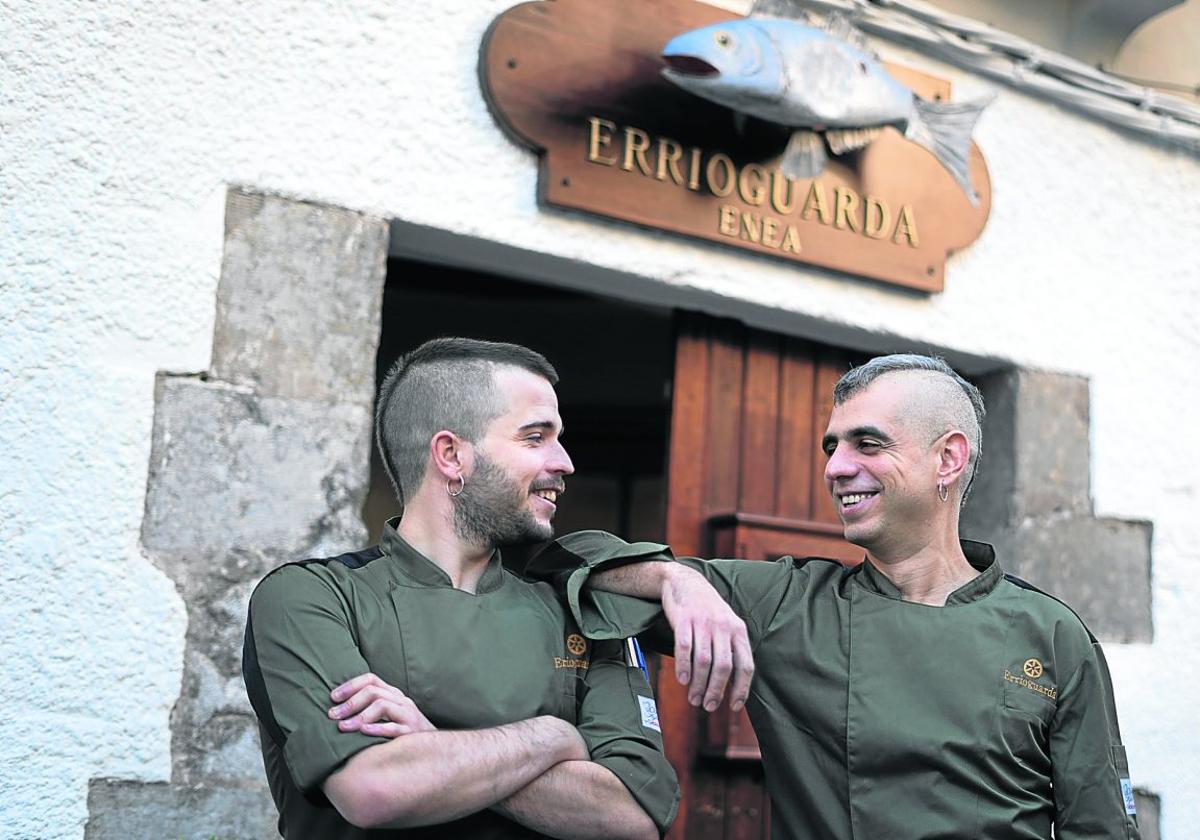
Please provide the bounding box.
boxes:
[937,481,948,502]
[447,475,466,497]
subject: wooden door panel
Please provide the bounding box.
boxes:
[712,513,866,568]
[738,333,781,513]
[703,322,745,515]
[776,343,816,520]
[666,321,710,556]
[663,314,863,839]
[724,773,769,840]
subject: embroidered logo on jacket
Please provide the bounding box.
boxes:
[556,634,590,669]
[1004,657,1057,700]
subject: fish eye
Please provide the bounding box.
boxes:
[714,31,732,48]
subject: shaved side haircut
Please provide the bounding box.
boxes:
[375,337,558,504]
[833,354,986,500]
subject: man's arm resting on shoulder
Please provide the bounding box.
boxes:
[323,714,586,829]
[585,554,755,713]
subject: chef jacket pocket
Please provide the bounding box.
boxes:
[1000,675,1054,776]
[1002,674,1057,723]
[999,706,1052,778]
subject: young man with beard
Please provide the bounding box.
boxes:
[544,354,1140,840]
[243,338,680,839]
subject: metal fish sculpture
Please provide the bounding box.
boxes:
[660,0,993,203]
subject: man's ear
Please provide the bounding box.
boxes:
[937,430,971,488]
[430,430,471,481]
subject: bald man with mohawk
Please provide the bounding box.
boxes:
[538,354,1141,840]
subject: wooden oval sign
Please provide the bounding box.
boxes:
[481,0,991,292]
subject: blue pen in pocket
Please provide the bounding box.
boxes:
[625,637,650,681]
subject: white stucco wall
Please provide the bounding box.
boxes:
[2,1,1197,837]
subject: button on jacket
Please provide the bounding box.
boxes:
[536,531,1139,840]
[243,520,680,839]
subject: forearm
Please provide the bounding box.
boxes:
[588,559,678,600]
[589,560,753,712]
[325,715,585,829]
[494,760,657,840]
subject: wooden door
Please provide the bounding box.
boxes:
[658,313,862,839]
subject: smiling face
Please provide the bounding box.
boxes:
[821,374,945,556]
[453,366,573,547]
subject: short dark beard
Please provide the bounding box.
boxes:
[452,454,551,547]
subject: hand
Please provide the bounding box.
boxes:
[329,673,436,738]
[661,566,754,712]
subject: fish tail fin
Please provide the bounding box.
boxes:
[906,93,994,205]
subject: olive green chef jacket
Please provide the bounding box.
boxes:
[243,519,679,839]
[532,531,1139,840]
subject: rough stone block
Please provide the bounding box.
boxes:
[1011,369,1093,516]
[212,189,388,407]
[171,642,262,786]
[191,578,259,678]
[964,367,1153,644]
[141,375,371,591]
[1134,790,1160,840]
[968,368,1093,523]
[1001,514,1153,643]
[193,714,265,785]
[85,779,278,840]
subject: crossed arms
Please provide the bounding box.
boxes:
[244,565,689,839]
[321,672,656,839]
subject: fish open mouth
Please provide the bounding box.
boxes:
[662,54,719,77]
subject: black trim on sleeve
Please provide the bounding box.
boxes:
[310,545,384,571]
[241,545,387,750]
[242,611,287,748]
